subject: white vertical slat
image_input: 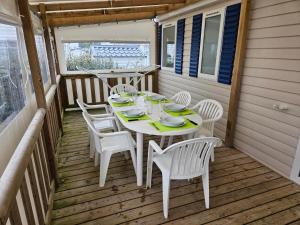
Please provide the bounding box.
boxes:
[94,78,101,102]
[148,75,153,92]
[16,190,29,225]
[85,78,92,103]
[117,77,122,84]
[102,78,109,101]
[31,154,45,218]
[66,79,74,105]
[6,218,11,225]
[141,76,146,91]
[24,170,39,225]
[75,79,83,101]
[126,77,130,85]
[133,77,138,89]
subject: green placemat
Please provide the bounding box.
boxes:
[150,119,198,132]
[109,100,135,107]
[145,96,172,105]
[116,112,151,122]
[164,108,196,117]
[120,92,145,97]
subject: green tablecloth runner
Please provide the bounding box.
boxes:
[150,119,198,132]
[109,100,135,107]
[164,108,196,117]
[116,112,151,122]
[145,96,172,105]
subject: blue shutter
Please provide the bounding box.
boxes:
[189,14,203,77]
[218,3,241,84]
[157,24,162,69]
[175,19,185,74]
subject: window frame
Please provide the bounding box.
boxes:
[161,21,177,72]
[61,40,151,74]
[198,8,225,81]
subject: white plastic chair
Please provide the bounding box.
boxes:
[82,112,137,187]
[192,99,223,161]
[146,137,220,218]
[76,99,114,131]
[77,99,117,158]
[170,91,191,107]
[160,91,192,148]
[110,84,137,96]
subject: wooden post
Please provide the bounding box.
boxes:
[224,0,251,146]
[50,27,61,75]
[17,0,58,186]
[40,3,64,134]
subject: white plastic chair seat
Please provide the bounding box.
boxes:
[100,135,136,152]
[93,120,115,132]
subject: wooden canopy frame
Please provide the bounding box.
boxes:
[30,0,200,27]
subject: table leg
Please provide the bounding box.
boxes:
[136,132,143,186]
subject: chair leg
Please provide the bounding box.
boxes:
[123,151,130,160]
[167,136,173,147]
[202,172,210,209]
[129,148,137,175]
[162,175,171,219]
[146,159,153,188]
[94,152,99,166]
[210,151,215,162]
[99,152,112,187]
[89,134,95,159]
[160,136,166,148]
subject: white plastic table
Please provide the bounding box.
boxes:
[108,93,203,186]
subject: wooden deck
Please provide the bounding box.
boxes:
[51,111,300,225]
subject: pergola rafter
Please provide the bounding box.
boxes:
[29,0,200,27]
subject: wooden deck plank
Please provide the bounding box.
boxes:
[51,111,300,225]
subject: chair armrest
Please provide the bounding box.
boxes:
[202,118,217,123]
[89,116,116,122]
[83,102,107,109]
[90,113,113,118]
[83,103,109,113]
[101,131,131,139]
[149,140,164,154]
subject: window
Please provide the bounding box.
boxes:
[0,23,26,132]
[199,10,224,79]
[162,24,176,69]
[63,42,150,72]
[35,34,50,84]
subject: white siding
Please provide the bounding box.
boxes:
[158,1,238,140]
[234,0,300,178]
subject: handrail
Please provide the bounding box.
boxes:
[46,84,57,108]
[0,109,46,218]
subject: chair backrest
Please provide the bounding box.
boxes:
[171,91,191,107]
[163,137,219,179]
[195,99,223,134]
[110,84,137,95]
[82,112,104,153]
[77,98,87,112]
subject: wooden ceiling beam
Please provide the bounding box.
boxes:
[48,11,158,27]
[30,0,186,12]
[46,5,169,19]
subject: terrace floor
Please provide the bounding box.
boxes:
[51,111,300,225]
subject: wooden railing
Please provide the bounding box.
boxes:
[60,71,159,108]
[0,84,62,225]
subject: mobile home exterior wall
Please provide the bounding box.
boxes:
[234,0,300,178]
